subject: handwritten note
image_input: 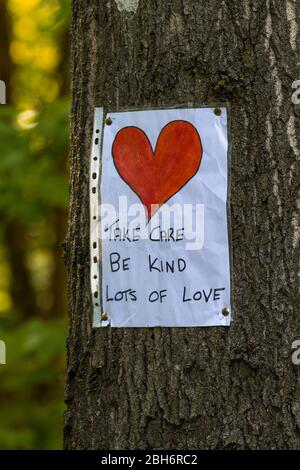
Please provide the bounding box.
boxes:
[98,107,231,327]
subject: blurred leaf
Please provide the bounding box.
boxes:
[0,318,66,449]
[0,0,71,450]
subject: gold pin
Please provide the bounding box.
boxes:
[101,312,108,321]
[221,307,230,316]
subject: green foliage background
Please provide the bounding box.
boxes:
[0,0,70,449]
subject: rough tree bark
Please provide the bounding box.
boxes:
[65,0,300,449]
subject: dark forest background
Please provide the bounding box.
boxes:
[0,0,70,449]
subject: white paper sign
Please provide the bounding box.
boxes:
[97,107,231,327]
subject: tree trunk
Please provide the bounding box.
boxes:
[65,0,300,449]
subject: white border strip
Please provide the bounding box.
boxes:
[90,107,109,327]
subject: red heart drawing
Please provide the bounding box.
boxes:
[112,120,203,221]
